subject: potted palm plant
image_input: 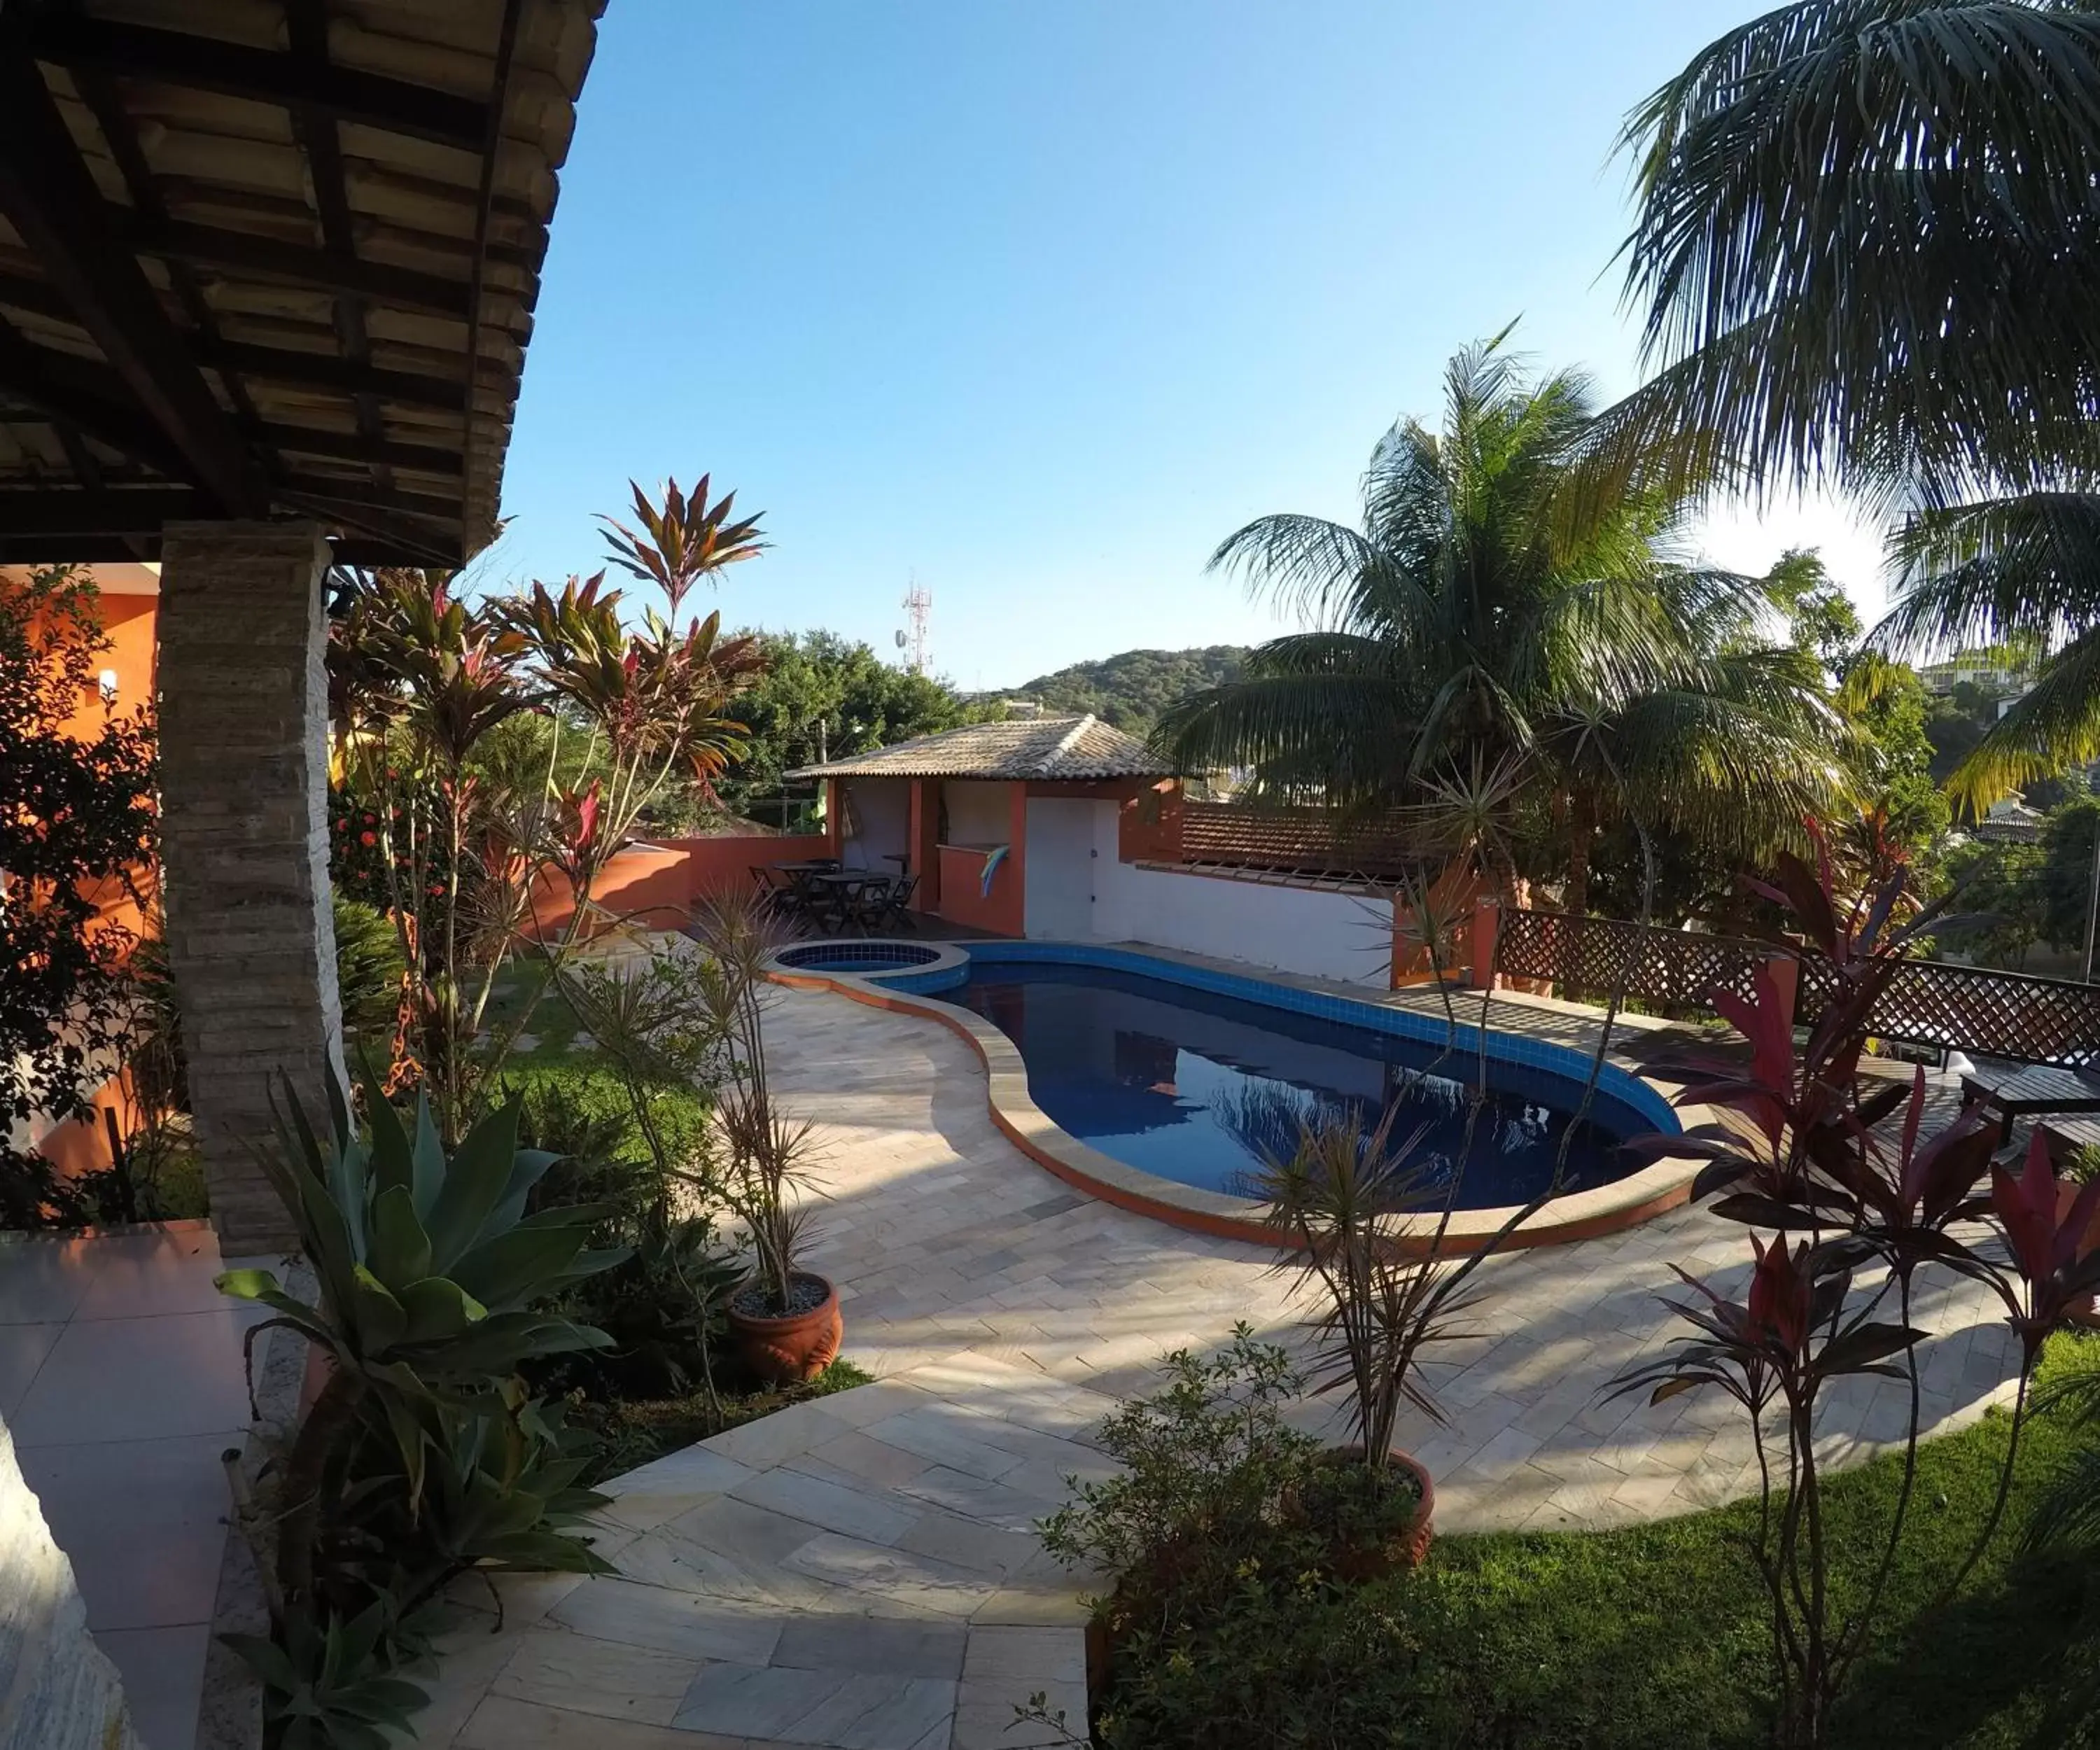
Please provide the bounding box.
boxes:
[689,888,840,1382]
[1252,1105,1467,1578]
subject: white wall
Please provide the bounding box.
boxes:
[840,779,909,871]
[942,781,1010,847]
[1024,799,1096,939]
[1086,803,1393,984]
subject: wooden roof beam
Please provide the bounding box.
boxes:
[258,422,463,477]
[0,43,263,512]
[204,340,475,411]
[0,484,203,536]
[278,475,461,522]
[125,216,476,318]
[21,13,488,151]
[0,312,188,479]
[285,0,396,502]
[66,57,267,436]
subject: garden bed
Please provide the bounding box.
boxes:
[1082,1333,2100,1750]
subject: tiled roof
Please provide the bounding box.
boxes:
[790,713,1173,781]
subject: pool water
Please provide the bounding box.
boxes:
[775,941,940,974]
[953,961,1647,1206]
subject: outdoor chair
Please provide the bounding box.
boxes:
[871,872,919,932]
[844,874,894,934]
[749,864,789,919]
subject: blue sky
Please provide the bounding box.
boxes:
[493,1,1884,690]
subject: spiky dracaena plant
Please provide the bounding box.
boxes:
[599,472,767,628]
[1613,836,2100,1746]
[1251,1107,1478,1471]
[686,884,825,1312]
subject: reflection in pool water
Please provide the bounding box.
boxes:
[953,961,1646,1207]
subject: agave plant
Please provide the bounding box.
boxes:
[224,1596,433,1750]
[218,1062,626,1606]
[350,1387,619,1594]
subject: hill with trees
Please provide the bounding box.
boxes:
[1011,645,1250,734]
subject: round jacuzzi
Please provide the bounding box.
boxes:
[773,940,944,974]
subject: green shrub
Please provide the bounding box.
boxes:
[332,892,407,1043]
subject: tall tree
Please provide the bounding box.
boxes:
[1157,337,1842,905]
[715,631,988,823]
[0,566,157,1226]
[1618,2,2100,808]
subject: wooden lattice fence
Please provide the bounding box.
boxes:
[1494,908,2100,1072]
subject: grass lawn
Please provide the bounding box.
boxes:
[1088,1334,2099,1748]
[1367,1333,2100,1749]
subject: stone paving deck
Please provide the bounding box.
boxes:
[422,980,2022,1749]
[1,1222,270,1750]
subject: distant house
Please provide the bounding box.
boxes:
[791,713,1175,938]
[1920,652,2034,696]
[1977,796,2046,844]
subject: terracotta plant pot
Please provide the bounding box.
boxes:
[1287,1446,1437,1582]
[726,1271,844,1385]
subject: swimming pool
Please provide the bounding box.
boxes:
[774,940,942,975]
[951,957,1651,1207]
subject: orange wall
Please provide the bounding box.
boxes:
[1117,780,1185,862]
[58,590,158,740]
[908,780,942,911]
[34,1070,139,1182]
[936,841,1023,935]
[530,833,835,936]
[1391,862,1491,986]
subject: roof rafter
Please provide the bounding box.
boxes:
[0,34,262,511]
[204,340,473,411]
[21,12,489,150]
[259,421,463,476]
[0,311,188,478]
[285,0,394,503]
[124,216,477,318]
[0,484,200,536]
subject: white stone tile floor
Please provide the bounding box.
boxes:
[0,1222,271,1750]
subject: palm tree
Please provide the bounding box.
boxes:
[1156,337,1843,910]
[1616,0,2100,507]
[1618,2,2100,808]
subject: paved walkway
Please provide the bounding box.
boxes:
[1,1222,266,1750]
[423,982,2022,1749]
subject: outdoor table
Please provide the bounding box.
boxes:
[1959,1064,2100,1147]
[806,869,888,933]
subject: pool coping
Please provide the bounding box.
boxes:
[766,940,1724,1254]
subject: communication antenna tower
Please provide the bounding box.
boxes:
[898,578,932,676]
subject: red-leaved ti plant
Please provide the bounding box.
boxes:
[1611,829,2100,1746]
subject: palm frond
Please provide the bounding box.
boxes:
[1947,625,2100,808]
[1618,0,2100,496]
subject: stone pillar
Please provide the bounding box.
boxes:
[155,522,342,1254]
